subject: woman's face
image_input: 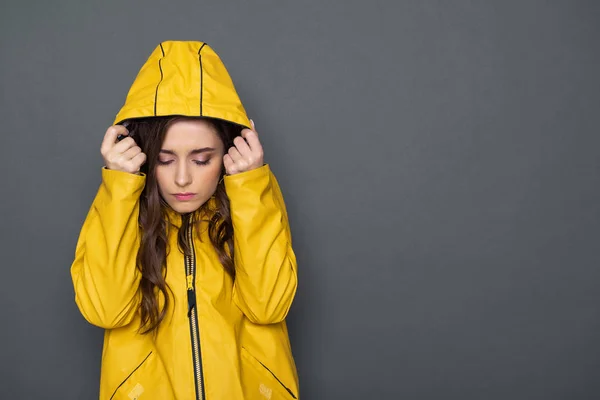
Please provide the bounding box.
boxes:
[155,119,225,214]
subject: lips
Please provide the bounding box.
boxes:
[174,193,195,201]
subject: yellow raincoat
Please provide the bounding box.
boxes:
[71,41,299,399]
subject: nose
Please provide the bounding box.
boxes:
[175,161,192,188]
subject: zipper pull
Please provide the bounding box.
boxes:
[186,274,196,317]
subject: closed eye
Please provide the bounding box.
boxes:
[157,159,211,166]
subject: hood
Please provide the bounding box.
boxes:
[113,41,251,129]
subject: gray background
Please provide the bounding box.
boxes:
[1,1,599,399]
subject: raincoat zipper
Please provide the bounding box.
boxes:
[185,223,205,400]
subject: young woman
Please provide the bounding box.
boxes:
[70,41,299,400]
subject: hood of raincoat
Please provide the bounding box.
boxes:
[113,40,251,129]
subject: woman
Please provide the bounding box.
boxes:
[70,41,299,400]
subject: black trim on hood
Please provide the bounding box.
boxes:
[154,42,166,116]
[198,43,206,116]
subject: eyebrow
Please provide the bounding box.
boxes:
[159,147,216,156]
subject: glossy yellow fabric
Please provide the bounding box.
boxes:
[113,41,251,129]
[71,41,299,399]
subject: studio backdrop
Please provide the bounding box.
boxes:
[1,1,599,399]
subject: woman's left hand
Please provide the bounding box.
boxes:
[223,119,264,175]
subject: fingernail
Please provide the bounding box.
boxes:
[250,119,255,129]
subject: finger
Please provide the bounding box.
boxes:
[250,119,255,131]
[112,136,137,154]
[227,146,243,163]
[129,152,147,171]
[101,125,129,155]
[223,154,235,173]
[122,145,142,161]
[241,129,262,153]
[233,135,252,157]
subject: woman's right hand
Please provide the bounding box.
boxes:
[100,125,147,174]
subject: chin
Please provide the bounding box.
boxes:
[168,201,203,214]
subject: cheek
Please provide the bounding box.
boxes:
[202,159,224,183]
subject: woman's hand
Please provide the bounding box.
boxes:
[223,119,264,175]
[100,125,146,174]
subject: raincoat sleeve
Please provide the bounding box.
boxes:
[224,164,298,324]
[70,167,145,329]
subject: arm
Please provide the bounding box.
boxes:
[225,164,298,324]
[70,167,145,329]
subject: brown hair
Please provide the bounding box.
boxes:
[125,116,239,334]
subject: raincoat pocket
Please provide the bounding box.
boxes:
[240,347,298,400]
[109,351,175,400]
